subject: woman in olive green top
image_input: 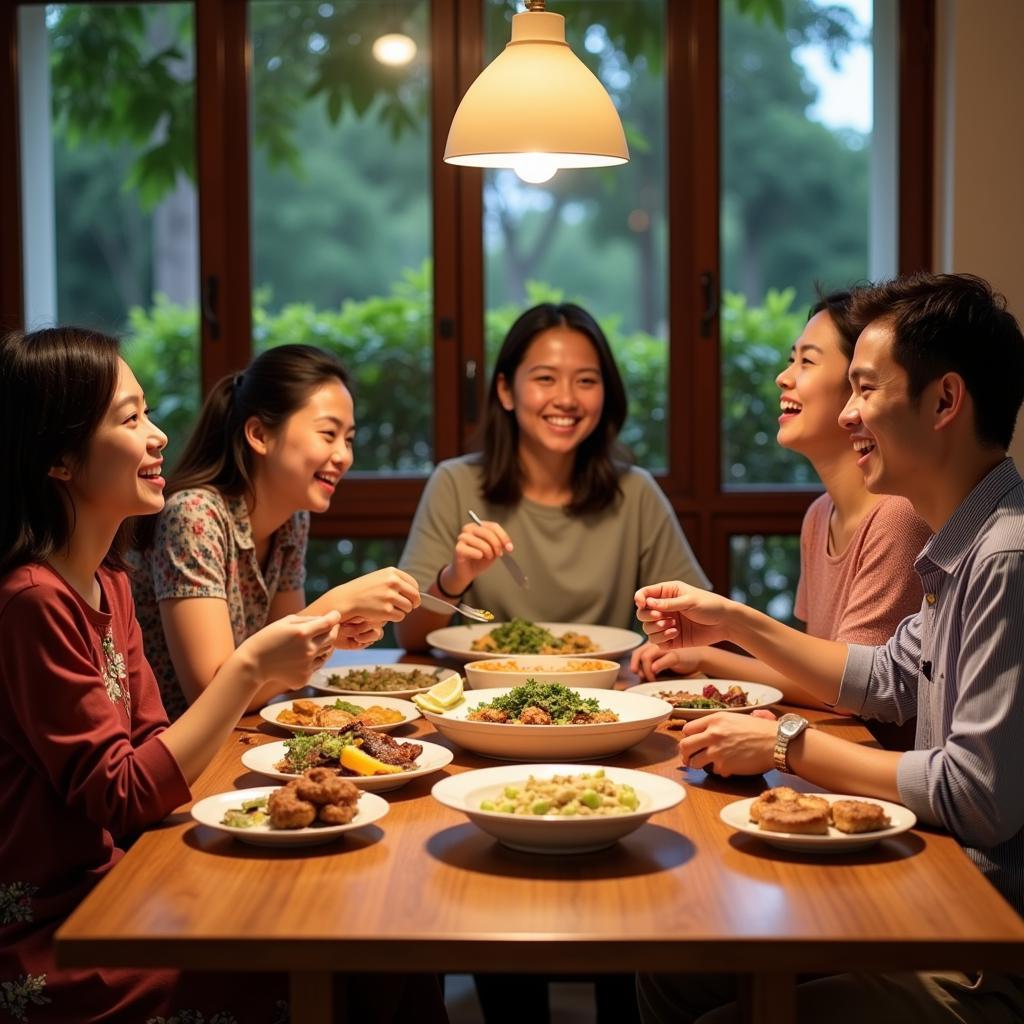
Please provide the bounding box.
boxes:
[396,302,708,650]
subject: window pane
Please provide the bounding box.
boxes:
[24,3,200,463]
[249,1,432,473]
[729,534,801,626]
[720,0,883,488]
[482,0,668,470]
[306,536,405,646]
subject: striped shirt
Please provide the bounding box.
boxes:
[840,457,1024,916]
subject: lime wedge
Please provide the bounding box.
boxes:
[413,693,447,715]
[426,674,464,709]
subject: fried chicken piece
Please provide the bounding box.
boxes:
[749,786,801,823]
[315,708,357,728]
[294,767,360,807]
[267,783,317,829]
[831,799,891,834]
[468,708,510,723]
[589,711,620,723]
[318,801,358,825]
[520,705,552,725]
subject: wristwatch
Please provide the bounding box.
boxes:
[773,713,810,774]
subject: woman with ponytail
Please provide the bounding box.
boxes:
[132,344,420,719]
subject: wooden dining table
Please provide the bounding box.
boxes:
[56,650,1024,1024]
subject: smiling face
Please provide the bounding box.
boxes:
[775,311,855,460]
[53,358,168,522]
[496,326,605,462]
[839,322,929,496]
[249,378,355,514]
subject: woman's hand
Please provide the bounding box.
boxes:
[334,617,384,651]
[236,610,341,690]
[442,517,515,593]
[635,581,735,650]
[630,642,707,681]
[327,567,421,627]
[677,711,777,777]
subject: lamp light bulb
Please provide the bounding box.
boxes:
[372,33,417,67]
[512,153,559,184]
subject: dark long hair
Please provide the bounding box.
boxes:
[479,303,629,515]
[808,287,864,361]
[0,326,127,577]
[135,344,350,550]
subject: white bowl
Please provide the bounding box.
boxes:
[421,686,672,761]
[259,694,420,735]
[308,662,459,699]
[630,679,784,719]
[432,764,685,853]
[191,786,389,847]
[464,656,620,691]
[240,738,454,792]
[426,622,643,662]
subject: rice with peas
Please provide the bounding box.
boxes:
[479,769,640,817]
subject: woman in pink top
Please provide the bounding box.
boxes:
[0,327,445,1023]
[633,291,932,743]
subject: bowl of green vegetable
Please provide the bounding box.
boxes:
[418,682,672,760]
[431,764,685,853]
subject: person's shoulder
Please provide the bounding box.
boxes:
[432,454,485,489]
[866,496,931,536]
[803,492,832,523]
[0,564,79,626]
[617,463,659,498]
[160,487,233,530]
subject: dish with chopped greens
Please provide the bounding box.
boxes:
[427,622,644,663]
[470,619,597,656]
[308,664,457,698]
[420,686,673,761]
[466,682,619,725]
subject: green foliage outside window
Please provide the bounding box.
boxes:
[124,267,809,486]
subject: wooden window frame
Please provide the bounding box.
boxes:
[0,0,934,597]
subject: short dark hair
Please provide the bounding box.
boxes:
[808,287,866,362]
[0,326,127,576]
[479,303,629,515]
[849,272,1024,450]
[134,344,349,550]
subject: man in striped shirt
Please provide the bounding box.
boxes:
[636,272,1024,1023]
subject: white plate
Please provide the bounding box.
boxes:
[720,794,917,853]
[259,694,420,735]
[308,663,459,699]
[464,656,620,691]
[240,738,454,792]
[421,686,672,761]
[630,679,784,720]
[190,786,389,847]
[426,622,643,663]
[432,763,685,854]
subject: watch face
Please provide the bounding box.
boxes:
[779,714,804,738]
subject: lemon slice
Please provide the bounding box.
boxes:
[426,673,464,709]
[413,692,447,715]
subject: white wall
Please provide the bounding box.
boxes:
[933,0,1024,467]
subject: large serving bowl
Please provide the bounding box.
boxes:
[420,686,672,761]
[432,763,685,854]
[464,656,620,691]
[426,622,643,662]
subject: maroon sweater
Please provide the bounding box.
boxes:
[0,563,194,1022]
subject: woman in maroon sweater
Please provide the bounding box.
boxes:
[0,328,445,1023]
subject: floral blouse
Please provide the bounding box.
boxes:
[129,488,309,720]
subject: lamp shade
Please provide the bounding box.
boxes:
[444,10,628,177]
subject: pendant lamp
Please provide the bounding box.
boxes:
[444,0,629,184]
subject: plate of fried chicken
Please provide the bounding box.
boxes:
[191,774,389,846]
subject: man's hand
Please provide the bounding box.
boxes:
[677,711,777,777]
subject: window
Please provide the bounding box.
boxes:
[17,3,200,462]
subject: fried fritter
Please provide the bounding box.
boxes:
[267,783,317,829]
[294,767,360,807]
[831,799,891,833]
[318,801,358,825]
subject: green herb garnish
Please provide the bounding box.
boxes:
[476,681,606,724]
[281,732,356,773]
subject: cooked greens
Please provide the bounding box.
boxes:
[475,682,606,724]
[280,733,357,774]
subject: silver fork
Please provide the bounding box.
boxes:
[418,591,495,623]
